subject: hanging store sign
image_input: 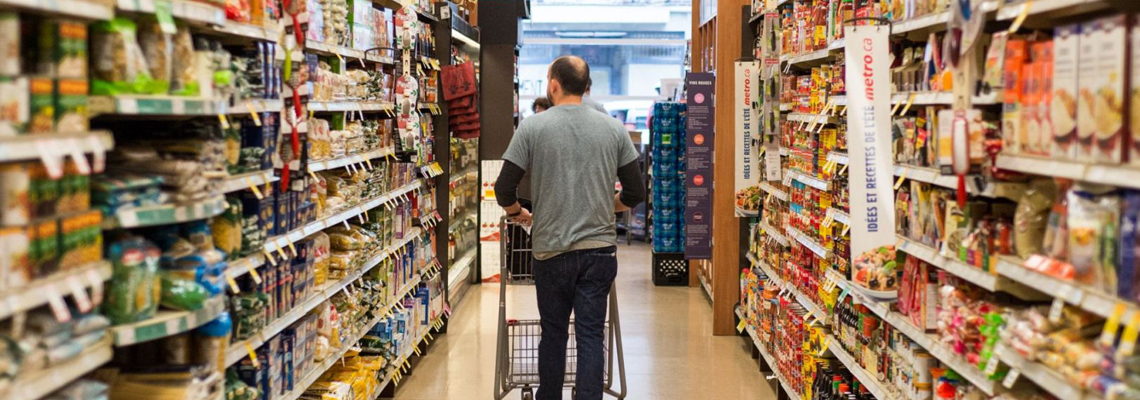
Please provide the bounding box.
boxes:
[684,72,715,259]
[735,61,760,194]
[843,25,896,256]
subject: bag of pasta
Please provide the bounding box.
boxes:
[90,18,157,95]
[136,17,172,94]
[170,24,199,96]
[312,232,330,286]
[104,237,161,324]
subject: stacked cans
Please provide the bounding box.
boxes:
[651,102,686,253]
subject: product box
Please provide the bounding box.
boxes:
[58,210,101,271]
[1077,21,1101,161]
[1093,15,1128,163]
[55,79,87,133]
[0,77,29,136]
[1131,17,1140,165]
[30,218,58,278]
[0,227,31,291]
[1035,41,1055,157]
[1002,39,1027,155]
[53,20,87,79]
[28,77,53,133]
[1053,24,1080,159]
[0,12,19,76]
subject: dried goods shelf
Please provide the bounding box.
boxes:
[452,29,481,50]
[308,101,394,112]
[302,147,396,173]
[827,336,891,399]
[893,164,1026,200]
[218,170,277,194]
[381,313,444,391]
[994,255,1140,320]
[88,95,229,116]
[213,20,283,41]
[749,253,827,322]
[0,0,113,19]
[996,154,1140,191]
[828,208,850,226]
[786,112,839,125]
[786,227,829,258]
[757,221,789,246]
[736,307,802,399]
[116,0,224,25]
[993,344,1096,400]
[759,182,788,201]
[104,195,229,229]
[111,295,227,346]
[995,0,1111,26]
[895,235,1044,300]
[231,98,284,114]
[786,169,829,191]
[4,337,113,400]
[305,40,395,64]
[224,246,422,367]
[0,261,112,321]
[0,131,114,164]
[826,152,849,166]
[261,181,422,256]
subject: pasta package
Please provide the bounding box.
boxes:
[137,18,173,93]
[90,18,157,95]
[104,237,161,324]
[170,24,199,96]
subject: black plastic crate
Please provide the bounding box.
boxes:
[652,252,688,286]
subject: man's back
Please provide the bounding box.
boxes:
[502,104,639,255]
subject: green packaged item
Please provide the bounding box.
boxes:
[159,271,209,311]
[28,77,53,133]
[103,237,161,325]
[90,18,161,95]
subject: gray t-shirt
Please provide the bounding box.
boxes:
[581,96,607,114]
[502,104,639,255]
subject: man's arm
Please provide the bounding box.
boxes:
[494,161,531,224]
[614,160,646,213]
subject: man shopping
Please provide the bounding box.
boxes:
[494,56,645,400]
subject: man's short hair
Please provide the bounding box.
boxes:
[550,57,590,96]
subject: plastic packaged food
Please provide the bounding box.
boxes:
[136,18,173,93]
[1066,186,1120,292]
[104,237,161,324]
[1015,178,1059,259]
[90,18,156,95]
[160,271,210,311]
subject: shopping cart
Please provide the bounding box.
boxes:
[494,218,627,400]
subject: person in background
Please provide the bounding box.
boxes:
[581,78,608,115]
[494,55,645,400]
[532,97,553,114]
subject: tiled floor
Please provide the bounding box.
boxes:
[395,242,778,399]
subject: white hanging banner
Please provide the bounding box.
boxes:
[735,60,761,193]
[844,25,896,256]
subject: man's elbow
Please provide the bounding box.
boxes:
[620,192,645,208]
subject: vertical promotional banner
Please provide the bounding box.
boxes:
[684,73,715,259]
[844,25,895,256]
[734,61,760,194]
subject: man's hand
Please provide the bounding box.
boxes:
[509,208,533,226]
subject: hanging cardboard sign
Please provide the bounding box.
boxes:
[735,61,761,194]
[843,25,896,256]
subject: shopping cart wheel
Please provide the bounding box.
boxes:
[521,389,534,400]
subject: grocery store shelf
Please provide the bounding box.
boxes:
[5,337,113,400]
[995,0,1110,26]
[88,95,229,116]
[896,235,1043,300]
[218,170,277,194]
[221,253,266,284]
[786,227,829,258]
[230,98,284,114]
[995,256,1138,320]
[116,0,224,25]
[303,147,396,173]
[757,221,789,246]
[418,9,439,22]
[111,295,227,346]
[449,248,476,290]
[262,181,422,254]
[827,336,890,399]
[893,164,1026,200]
[750,254,827,322]
[783,39,844,68]
[452,29,481,50]
[308,101,394,112]
[224,240,422,366]
[893,10,952,37]
[737,307,801,399]
[449,165,478,185]
[0,131,114,164]
[759,182,787,201]
[0,261,112,322]
[748,11,763,24]
[828,208,850,226]
[104,195,229,229]
[993,344,1093,400]
[305,40,395,64]
[1,0,113,19]
[996,154,1140,191]
[787,170,829,191]
[779,103,792,112]
[847,289,999,396]
[214,20,283,41]
[826,152,849,166]
[380,314,443,391]
[786,112,839,125]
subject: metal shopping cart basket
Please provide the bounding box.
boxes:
[495,218,627,400]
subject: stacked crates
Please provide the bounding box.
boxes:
[651,102,686,253]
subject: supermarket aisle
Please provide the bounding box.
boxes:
[397,242,776,399]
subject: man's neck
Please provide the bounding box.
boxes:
[554,95,583,106]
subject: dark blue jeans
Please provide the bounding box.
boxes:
[533,246,618,400]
